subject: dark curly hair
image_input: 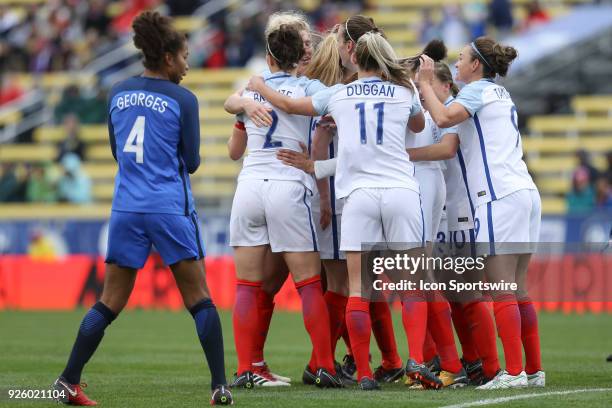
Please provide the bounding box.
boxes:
[266,24,304,71]
[132,11,185,71]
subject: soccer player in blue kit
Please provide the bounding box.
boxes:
[53,11,232,406]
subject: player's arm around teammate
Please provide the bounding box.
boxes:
[418,37,544,389]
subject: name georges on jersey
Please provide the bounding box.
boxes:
[115,92,169,114]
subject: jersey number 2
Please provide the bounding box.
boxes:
[123,116,145,163]
[263,111,282,148]
[355,102,384,145]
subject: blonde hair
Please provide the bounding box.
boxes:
[303,33,343,86]
[265,11,310,37]
[355,32,414,91]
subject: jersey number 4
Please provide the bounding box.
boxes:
[355,102,385,145]
[123,116,145,163]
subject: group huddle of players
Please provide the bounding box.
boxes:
[50,10,546,406]
[224,10,545,393]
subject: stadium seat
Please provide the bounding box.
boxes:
[192,181,237,197]
[173,16,206,32]
[540,197,566,215]
[14,73,96,90]
[200,107,233,121]
[0,144,56,162]
[528,116,612,135]
[522,136,612,153]
[0,110,21,126]
[536,177,571,195]
[0,203,111,218]
[82,163,117,180]
[34,126,107,144]
[572,95,612,117]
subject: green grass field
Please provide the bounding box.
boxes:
[0,310,611,407]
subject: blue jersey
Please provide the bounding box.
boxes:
[108,76,200,215]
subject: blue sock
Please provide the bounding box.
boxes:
[190,298,227,389]
[61,302,116,384]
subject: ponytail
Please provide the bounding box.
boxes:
[355,32,413,91]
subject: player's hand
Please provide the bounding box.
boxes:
[319,196,332,230]
[416,55,434,83]
[244,99,273,127]
[247,75,265,93]
[276,142,314,174]
[316,115,337,130]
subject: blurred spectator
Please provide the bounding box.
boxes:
[575,149,600,184]
[55,85,86,123]
[488,0,514,37]
[112,0,159,34]
[54,85,105,124]
[0,163,27,202]
[522,0,550,31]
[419,8,440,45]
[566,166,595,214]
[439,6,469,50]
[57,153,91,204]
[595,176,612,210]
[0,73,24,106]
[81,88,107,124]
[463,2,487,39]
[605,151,612,184]
[84,0,111,34]
[26,162,58,203]
[57,114,86,162]
[165,0,204,16]
[28,230,58,260]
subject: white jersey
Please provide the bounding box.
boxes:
[405,111,443,171]
[433,96,474,231]
[312,76,422,199]
[453,79,537,207]
[238,71,325,191]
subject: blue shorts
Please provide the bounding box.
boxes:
[105,210,205,269]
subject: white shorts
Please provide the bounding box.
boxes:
[474,189,541,255]
[229,179,318,252]
[415,167,446,243]
[312,207,345,260]
[340,187,424,252]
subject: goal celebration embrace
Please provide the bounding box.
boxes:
[0,2,610,408]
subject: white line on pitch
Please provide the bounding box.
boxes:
[438,388,612,408]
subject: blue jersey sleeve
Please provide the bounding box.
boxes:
[453,80,487,116]
[312,84,343,116]
[179,93,201,174]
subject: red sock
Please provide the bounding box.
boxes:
[401,292,428,363]
[493,294,523,376]
[252,289,275,364]
[325,291,348,355]
[233,280,261,374]
[423,330,438,362]
[518,298,542,374]
[346,297,373,379]
[370,301,402,370]
[450,302,479,362]
[341,324,352,355]
[464,300,500,378]
[296,276,335,374]
[428,301,463,373]
[308,291,348,371]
